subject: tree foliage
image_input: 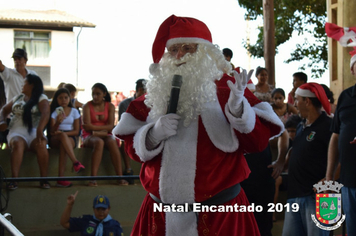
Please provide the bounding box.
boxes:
[238,0,327,78]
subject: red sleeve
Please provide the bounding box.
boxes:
[116,95,150,163]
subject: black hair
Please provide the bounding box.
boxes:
[23,74,44,133]
[0,76,6,108]
[135,79,146,92]
[321,84,335,104]
[293,72,308,83]
[222,48,233,58]
[92,83,111,102]
[285,114,302,129]
[255,66,267,77]
[50,88,73,114]
[57,82,66,89]
[64,83,77,93]
[308,97,322,109]
[47,88,73,141]
[271,88,285,98]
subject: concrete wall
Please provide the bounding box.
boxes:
[0,148,144,235]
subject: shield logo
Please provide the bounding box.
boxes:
[306,131,316,141]
[315,193,342,224]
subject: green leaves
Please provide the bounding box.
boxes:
[238,0,327,78]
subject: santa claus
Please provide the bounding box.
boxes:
[113,15,284,236]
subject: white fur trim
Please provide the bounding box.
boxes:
[159,118,198,236]
[247,83,255,91]
[149,63,160,75]
[112,112,147,136]
[201,99,239,152]
[295,88,316,98]
[252,102,285,139]
[133,123,165,162]
[166,212,198,236]
[112,113,165,162]
[159,118,198,203]
[166,37,211,48]
[224,97,256,134]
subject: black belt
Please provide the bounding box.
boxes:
[149,183,241,212]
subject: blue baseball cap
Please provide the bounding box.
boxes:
[93,195,110,209]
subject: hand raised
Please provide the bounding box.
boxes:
[227,69,253,116]
[67,191,78,206]
[227,69,252,97]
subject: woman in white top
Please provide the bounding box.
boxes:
[0,74,50,190]
[48,88,85,188]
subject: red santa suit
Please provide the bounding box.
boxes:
[114,72,283,235]
[114,15,284,236]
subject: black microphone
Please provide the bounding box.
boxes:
[167,74,183,114]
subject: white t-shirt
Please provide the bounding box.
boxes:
[0,66,38,102]
[9,93,48,129]
[51,107,80,131]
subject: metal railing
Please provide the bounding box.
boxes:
[1,175,140,235]
[5,175,140,182]
[0,213,23,236]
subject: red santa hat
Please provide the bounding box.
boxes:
[325,22,356,68]
[152,15,212,64]
[295,82,331,115]
[349,47,356,69]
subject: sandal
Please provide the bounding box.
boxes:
[7,182,18,190]
[123,168,134,185]
[118,179,129,186]
[88,181,98,187]
[40,181,51,189]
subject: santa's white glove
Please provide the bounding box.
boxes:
[146,113,180,149]
[227,69,254,117]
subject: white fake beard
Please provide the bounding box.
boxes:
[145,44,229,126]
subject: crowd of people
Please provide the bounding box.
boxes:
[0,48,140,189]
[0,16,355,236]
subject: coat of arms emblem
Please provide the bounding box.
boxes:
[311,181,346,230]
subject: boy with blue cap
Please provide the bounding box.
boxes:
[60,191,124,236]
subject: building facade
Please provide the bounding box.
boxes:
[0,9,95,95]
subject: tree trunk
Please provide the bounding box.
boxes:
[263,0,276,86]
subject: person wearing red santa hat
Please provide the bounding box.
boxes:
[282,82,331,236]
[325,22,356,236]
[113,15,284,236]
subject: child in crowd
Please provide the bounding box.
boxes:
[60,192,124,236]
[284,114,302,147]
[287,72,308,105]
[82,83,128,186]
[321,84,337,116]
[64,83,83,109]
[271,88,298,124]
[273,114,302,221]
[49,88,85,187]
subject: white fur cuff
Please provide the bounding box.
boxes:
[133,123,165,162]
[224,97,256,133]
[252,102,285,139]
[112,112,147,136]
